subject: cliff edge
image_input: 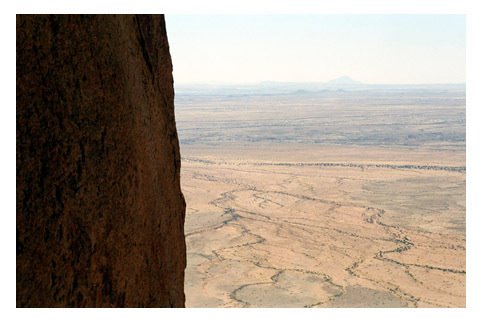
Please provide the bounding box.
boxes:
[16,14,186,307]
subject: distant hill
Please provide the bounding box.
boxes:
[175,77,466,97]
[326,76,362,85]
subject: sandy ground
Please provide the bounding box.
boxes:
[181,144,465,307]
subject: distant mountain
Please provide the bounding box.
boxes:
[326,76,362,85]
[175,77,467,97]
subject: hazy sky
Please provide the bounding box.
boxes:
[165,15,465,84]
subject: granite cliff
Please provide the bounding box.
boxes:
[16,14,186,307]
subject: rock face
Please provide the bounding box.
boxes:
[16,15,186,307]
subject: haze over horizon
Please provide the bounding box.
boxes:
[173,75,466,87]
[166,15,465,85]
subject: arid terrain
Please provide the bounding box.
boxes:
[177,86,466,307]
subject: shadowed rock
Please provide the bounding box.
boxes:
[17,14,186,307]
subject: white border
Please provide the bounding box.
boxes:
[13,0,470,14]
[3,1,482,329]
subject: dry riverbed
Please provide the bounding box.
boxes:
[182,145,465,307]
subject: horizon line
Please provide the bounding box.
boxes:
[174,81,466,86]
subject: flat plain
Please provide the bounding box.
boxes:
[176,85,466,307]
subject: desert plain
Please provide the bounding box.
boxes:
[176,85,466,307]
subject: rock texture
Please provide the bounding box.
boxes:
[16,14,186,307]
